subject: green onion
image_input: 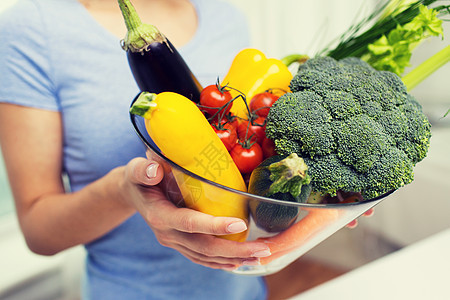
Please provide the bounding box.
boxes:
[321,0,449,59]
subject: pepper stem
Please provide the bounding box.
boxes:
[130,92,158,118]
[117,0,167,52]
[280,54,309,67]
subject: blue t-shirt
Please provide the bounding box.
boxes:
[0,0,267,299]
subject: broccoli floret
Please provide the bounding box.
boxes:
[363,148,415,199]
[339,57,374,72]
[360,101,383,119]
[266,91,335,157]
[289,69,333,94]
[273,138,302,155]
[374,109,409,143]
[303,154,364,196]
[321,90,362,119]
[266,56,431,199]
[397,95,432,163]
[297,56,341,75]
[333,115,394,173]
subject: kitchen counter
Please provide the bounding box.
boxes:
[290,227,450,300]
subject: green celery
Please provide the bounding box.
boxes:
[402,45,450,91]
[361,5,444,75]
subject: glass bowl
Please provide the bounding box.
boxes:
[129,96,393,276]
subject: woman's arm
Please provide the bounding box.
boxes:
[0,103,271,269]
[0,103,137,254]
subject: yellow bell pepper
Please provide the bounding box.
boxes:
[222,48,293,118]
[131,92,249,241]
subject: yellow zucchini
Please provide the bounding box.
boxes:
[131,92,249,241]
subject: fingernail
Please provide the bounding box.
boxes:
[364,209,374,217]
[146,163,159,178]
[251,249,271,258]
[347,219,358,228]
[242,259,260,266]
[222,266,237,271]
[227,221,247,233]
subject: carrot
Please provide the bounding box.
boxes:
[257,208,341,265]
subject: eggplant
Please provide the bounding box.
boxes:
[248,153,312,232]
[118,0,202,102]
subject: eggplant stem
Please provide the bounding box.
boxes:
[118,0,168,53]
[118,0,142,31]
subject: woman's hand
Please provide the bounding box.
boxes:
[121,157,272,270]
[346,208,374,229]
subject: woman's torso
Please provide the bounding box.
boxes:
[0,0,266,298]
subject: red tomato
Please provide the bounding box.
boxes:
[231,142,263,174]
[261,137,277,159]
[212,115,237,129]
[249,92,279,117]
[211,122,237,151]
[237,116,266,144]
[224,113,239,130]
[199,84,233,118]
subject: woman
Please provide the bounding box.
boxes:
[0,0,270,298]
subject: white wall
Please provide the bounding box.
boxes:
[0,0,16,12]
[228,0,378,58]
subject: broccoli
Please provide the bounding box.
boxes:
[266,56,431,199]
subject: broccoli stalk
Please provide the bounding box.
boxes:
[266,153,311,198]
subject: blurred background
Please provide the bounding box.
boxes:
[0,0,449,299]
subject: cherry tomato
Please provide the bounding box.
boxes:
[230,142,263,174]
[249,92,279,117]
[211,121,237,151]
[224,113,239,130]
[199,84,233,118]
[237,116,266,144]
[212,115,237,130]
[261,137,277,159]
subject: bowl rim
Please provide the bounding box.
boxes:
[129,94,394,208]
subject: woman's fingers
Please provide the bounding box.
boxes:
[363,208,374,217]
[143,201,271,263]
[180,250,241,270]
[346,208,375,228]
[126,157,164,186]
[175,242,262,268]
[142,192,247,236]
[346,219,358,229]
[125,154,272,269]
[165,229,271,258]
[160,232,270,269]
